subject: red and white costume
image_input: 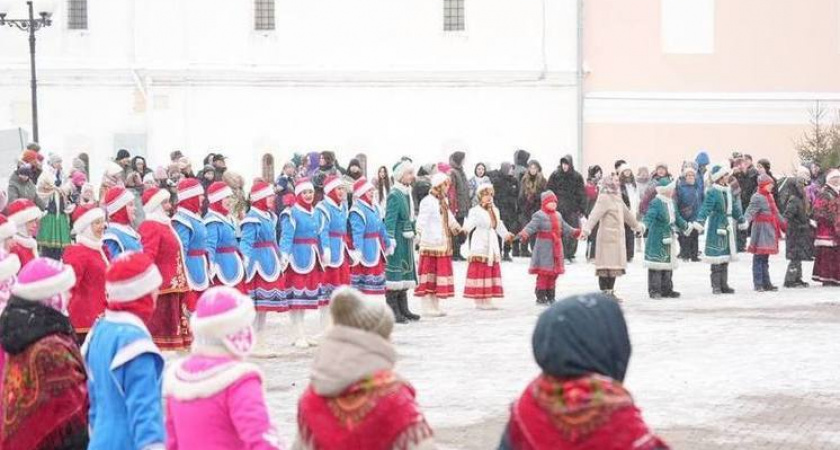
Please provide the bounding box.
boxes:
[102,186,142,261]
[6,199,42,267]
[138,187,192,351]
[0,215,16,251]
[63,204,109,340]
[462,183,510,307]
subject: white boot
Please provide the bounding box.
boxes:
[290,311,310,349]
[433,297,447,316]
[422,297,437,317]
[251,313,277,358]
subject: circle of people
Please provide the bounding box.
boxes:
[1,145,838,449]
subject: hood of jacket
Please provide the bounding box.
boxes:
[311,325,397,397]
[514,149,531,167]
[560,154,575,171]
[0,296,76,356]
[695,151,710,168]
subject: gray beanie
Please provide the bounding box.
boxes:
[329,287,394,339]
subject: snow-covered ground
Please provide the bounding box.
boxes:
[239,244,840,449]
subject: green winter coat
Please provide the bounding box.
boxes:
[384,184,417,290]
[696,184,743,264]
[643,195,687,270]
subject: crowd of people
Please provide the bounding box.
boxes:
[0,143,837,449]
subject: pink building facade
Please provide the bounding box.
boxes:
[583,0,840,175]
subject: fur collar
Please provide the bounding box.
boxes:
[164,358,262,400]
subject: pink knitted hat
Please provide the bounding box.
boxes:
[192,287,256,356]
[12,257,75,302]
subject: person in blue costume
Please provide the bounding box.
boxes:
[239,180,285,352]
[314,174,351,322]
[102,186,142,261]
[205,181,246,292]
[83,252,166,450]
[280,178,329,349]
[172,178,210,312]
[348,177,395,297]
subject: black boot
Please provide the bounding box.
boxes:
[711,267,723,295]
[721,264,735,294]
[512,240,521,257]
[521,241,532,258]
[662,271,680,298]
[398,291,420,321]
[546,289,556,304]
[502,244,513,262]
[535,289,547,305]
[648,270,662,299]
[386,292,408,324]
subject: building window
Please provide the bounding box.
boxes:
[262,153,275,182]
[661,0,714,54]
[67,0,88,30]
[444,0,465,32]
[255,0,275,31]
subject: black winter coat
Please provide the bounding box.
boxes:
[489,167,519,230]
[783,185,815,261]
[546,154,587,219]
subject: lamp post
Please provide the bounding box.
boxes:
[0,1,54,143]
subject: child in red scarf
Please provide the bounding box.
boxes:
[518,192,582,304]
[741,174,787,291]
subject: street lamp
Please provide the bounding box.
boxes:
[0,0,55,143]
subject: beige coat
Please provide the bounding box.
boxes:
[583,192,643,271]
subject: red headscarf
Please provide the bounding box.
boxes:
[108,295,155,324]
[296,193,313,211]
[209,199,229,216]
[327,188,344,205]
[179,196,202,215]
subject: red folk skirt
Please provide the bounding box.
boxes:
[246,275,287,313]
[283,266,325,310]
[812,246,840,284]
[321,263,351,304]
[210,276,248,294]
[148,291,193,351]
[350,259,387,295]
[414,254,455,298]
[464,260,504,299]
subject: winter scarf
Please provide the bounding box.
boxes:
[760,179,782,238]
[311,325,397,397]
[430,183,453,236]
[209,199,230,216]
[295,193,313,212]
[541,193,563,271]
[178,197,202,215]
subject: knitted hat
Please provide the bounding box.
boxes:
[710,163,731,182]
[106,252,163,303]
[207,181,233,204]
[142,187,170,214]
[352,177,375,198]
[0,215,15,240]
[827,169,840,183]
[104,186,134,217]
[294,177,314,196]
[116,149,131,161]
[250,181,274,202]
[21,150,39,165]
[323,174,343,195]
[0,250,20,282]
[192,287,256,356]
[541,191,558,208]
[71,204,105,235]
[7,199,42,226]
[330,287,394,339]
[15,164,34,178]
[170,150,184,161]
[476,182,494,197]
[47,153,62,166]
[70,170,87,187]
[681,161,698,175]
[431,172,449,188]
[392,160,414,182]
[436,162,451,174]
[177,178,204,203]
[12,257,76,301]
[796,166,811,180]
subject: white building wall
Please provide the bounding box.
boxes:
[0,0,578,185]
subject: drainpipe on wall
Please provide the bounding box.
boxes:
[576,0,585,167]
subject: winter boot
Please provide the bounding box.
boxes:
[648,270,662,299]
[535,289,547,305]
[521,242,532,258]
[503,245,513,262]
[387,292,409,324]
[512,240,521,257]
[721,264,735,294]
[398,291,421,321]
[711,266,723,295]
[663,271,680,298]
[432,297,447,316]
[422,296,445,317]
[546,289,556,304]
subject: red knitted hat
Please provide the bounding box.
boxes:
[142,187,170,214]
[104,186,134,217]
[6,199,42,226]
[71,204,105,235]
[249,181,273,203]
[207,181,233,204]
[177,178,204,203]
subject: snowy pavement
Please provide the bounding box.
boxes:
[237,246,840,449]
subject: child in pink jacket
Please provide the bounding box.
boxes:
[163,286,284,450]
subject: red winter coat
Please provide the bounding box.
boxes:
[62,243,108,333]
[139,220,189,294]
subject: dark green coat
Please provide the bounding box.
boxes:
[696,184,743,264]
[384,185,417,290]
[643,196,687,270]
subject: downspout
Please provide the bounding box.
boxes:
[576,0,585,166]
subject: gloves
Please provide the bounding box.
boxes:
[386,240,396,256]
[662,237,672,245]
[402,231,415,239]
[737,222,749,231]
[691,222,705,233]
[278,254,289,272]
[716,228,728,236]
[810,219,818,228]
